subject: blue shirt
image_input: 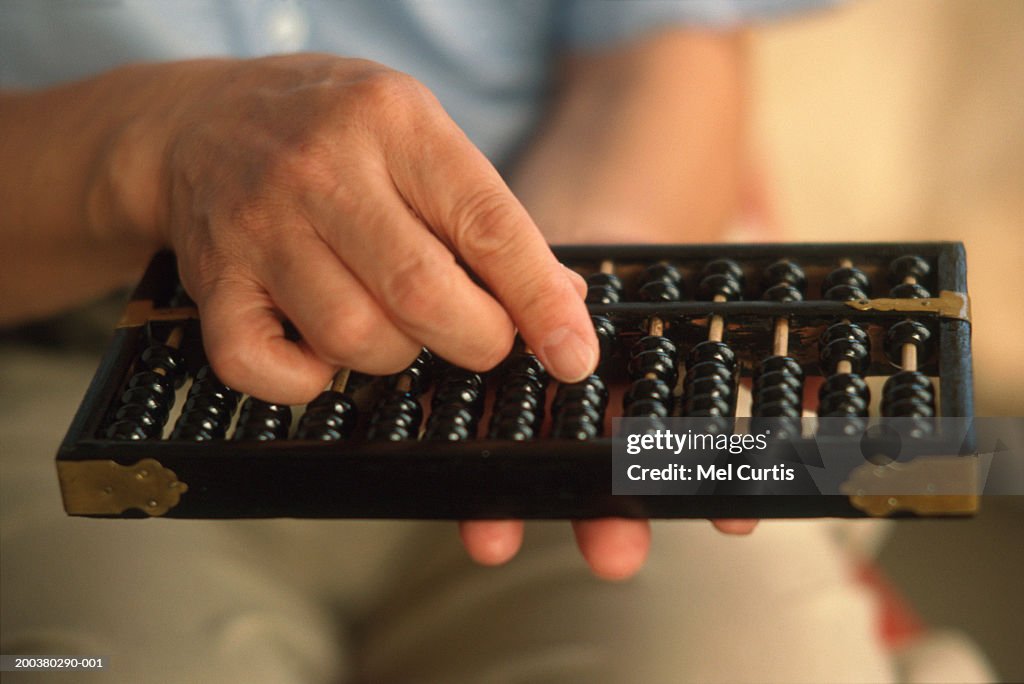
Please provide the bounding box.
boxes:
[1,0,835,164]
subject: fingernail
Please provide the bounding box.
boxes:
[539,326,597,383]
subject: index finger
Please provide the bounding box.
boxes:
[385,118,598,383]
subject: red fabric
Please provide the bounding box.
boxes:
[856,561,927,649]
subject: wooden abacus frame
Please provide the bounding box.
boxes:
[55,243,974,520]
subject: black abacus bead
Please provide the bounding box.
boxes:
[626,398,669,418]
[623,377,672,410]
[821,337,872,376]
[424,422,473,442]
[824,267,871,295]
[172,411,223,438]
[432,383,483,413]
[754,355,804,386]
[630,335,678,358]
[822,321,870,348]
[762,283,803,303]
[882,370,935,412]
[489,418,535,441]
[171,423,217,441]
[628,350,678,386]
[396,349,433,395]
[587,272,625,291]
[697,273,742,301]
[120,386,171,422]
[764,260,807,292]
[890,282,931,299]
[704,259,744,282]
[368,425,413,441]
[503,354,548,387]
[885,320,933,364]
[825,284,869,302]
[585,272,624,305]
[234,401,291,440]
[128,370,175,400]
[500,373,546,401]
[555,402,602,425]
[183,393,234,420]
[430,404,476,429]
[685,368,734,402]
[373,395,423,429]
[106,420,150,440]
[140,344,188,389]
[592,315,617,364]
[114,403,163,435]
[491,403,539,430]
[188,377,240,412]
[586,285,621,305]
[754,400,802,420]
[638,280,681,302]
[683,394,732,418]
[553,382,607,413]
[644,263,683,285]
[687,340,737,372]
[551,420,601,440]
[889,255,931,284]
[818,374,870,416]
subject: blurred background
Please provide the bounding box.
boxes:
[750,0,1023,679]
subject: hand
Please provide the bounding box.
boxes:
[459,31,759,580]
[106,54,598,403]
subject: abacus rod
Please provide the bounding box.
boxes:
[330,368,351,393]
[165,326,184,350]
[898,272,919,372]
[395,374,413,393]
[708,294,726,342]
[772,317,789,357]
[837,360,853,374]
[838,258,853,269]
[599,260,614,275]
[902,344,918,372]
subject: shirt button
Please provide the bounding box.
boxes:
[265,1,310,52]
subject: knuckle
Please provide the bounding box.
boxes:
[348,68,428,114]
[205,337,258,396]
[382,251,450,319]
[312,306,380,364]
[473,331,515,371]
[356,345,421,377]
[448,187,523,262]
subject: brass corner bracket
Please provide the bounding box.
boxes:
[57,458,188,516]
[844,290,971,323]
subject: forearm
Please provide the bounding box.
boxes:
[512,30,746,244]
[0,62,221,323]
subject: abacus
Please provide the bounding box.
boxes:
[56,243,975,520]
